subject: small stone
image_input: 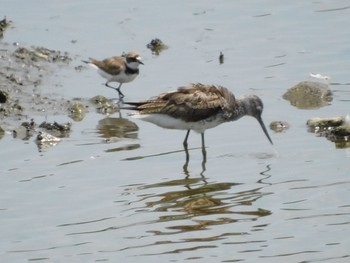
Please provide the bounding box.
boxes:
[146,38,168,55]
[270,121,289,132]
[283,81,333,109]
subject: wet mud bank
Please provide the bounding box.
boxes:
[0,42,72,122]
[0,23,118,145]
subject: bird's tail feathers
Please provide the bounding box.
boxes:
[81,59,91,64]
[81,58,96,64]
[120,101,143,111]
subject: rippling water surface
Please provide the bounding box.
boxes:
[1,1,350,262]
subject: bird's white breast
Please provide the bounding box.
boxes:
[98,69,137,83]
[131,113,224,133]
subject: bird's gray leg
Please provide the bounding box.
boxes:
[105,82,124,98]
[182,130,191,173]
[105,81,116,90]
[201,133,207,160]
[200,133,207,175]
[115,83,125,99]
[183,130,190,150]
[183,155,190,178]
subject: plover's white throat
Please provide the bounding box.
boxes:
[124,83,273,156]
[83,51,144,98]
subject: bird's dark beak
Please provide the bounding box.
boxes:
[257,116,273,145]
[137,57,144,65]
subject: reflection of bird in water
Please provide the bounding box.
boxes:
[141,178,233,215]
[124,83,273,161]
[83,51,144,99]
[96,118,140,153]
[97,117,139,140]
[182,196,223,214]
[309,72,331,84]
[132,177,271,235]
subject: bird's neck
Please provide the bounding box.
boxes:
[125,63,140,74]
[224,97,248,121]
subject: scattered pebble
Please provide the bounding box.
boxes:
[35,131,61,152]
[219,52,224,64]
[68,101,87,121]
[39,121,72,138]
[270,121,290,133]
[0,90,9,103]
[90,95,118,115]
[12,120,36,140]
[307,116,350,148]
[0,125,5,140]
[306,116,344,133]
[283,81,333,109]
[146,38,168,55]
[0,17,11,38]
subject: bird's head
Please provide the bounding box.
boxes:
[124,51,144,67]
[242,95,273,145]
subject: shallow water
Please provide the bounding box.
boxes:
[1,1,350,262]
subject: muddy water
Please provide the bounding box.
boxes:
[1,1,350,262]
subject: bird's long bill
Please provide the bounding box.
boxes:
[257,117,273,145]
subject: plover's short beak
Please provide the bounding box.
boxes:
[137,57,144,65]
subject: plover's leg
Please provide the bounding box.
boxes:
[105,82,125,99]
[105,81,116,90]
[116,86,125,99]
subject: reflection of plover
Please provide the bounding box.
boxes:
[83,51,144,98]
[124,83,273,155]
[309,72,331,84]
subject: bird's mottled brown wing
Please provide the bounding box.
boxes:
[90,56,124,75]
[135,83,237,122]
